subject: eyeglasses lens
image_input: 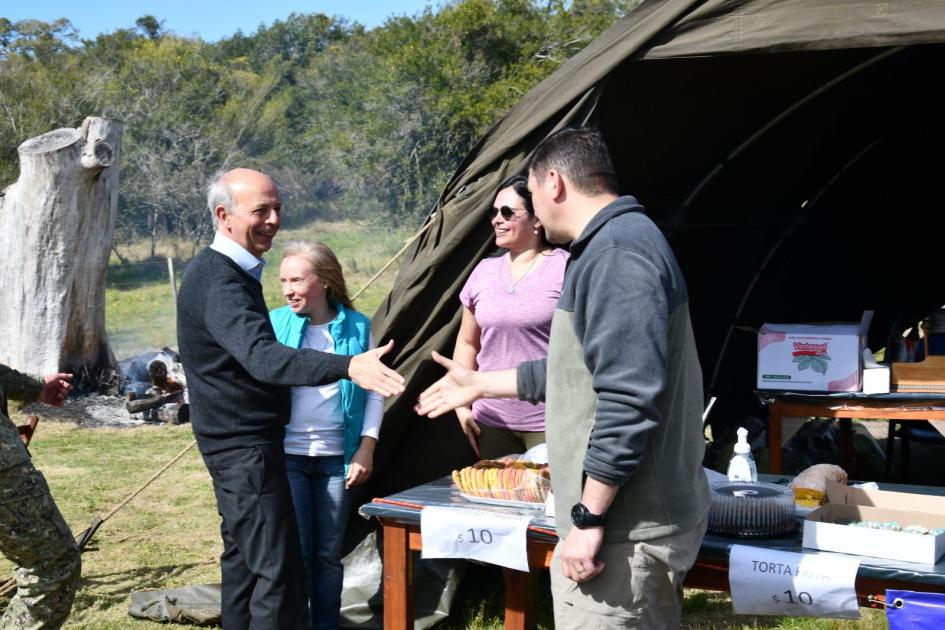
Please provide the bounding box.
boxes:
[487,206,516,221]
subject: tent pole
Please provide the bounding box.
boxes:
[702,214,803,419]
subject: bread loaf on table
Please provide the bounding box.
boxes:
[788,463,847,507]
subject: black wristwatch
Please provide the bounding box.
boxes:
[570,503,605,529]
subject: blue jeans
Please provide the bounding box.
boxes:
[284,454,351,630]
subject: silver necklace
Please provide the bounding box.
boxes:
[506,253,541,294]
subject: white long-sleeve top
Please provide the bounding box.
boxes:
[284,323,384,457]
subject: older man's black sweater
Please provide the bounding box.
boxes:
[177,248,352,455]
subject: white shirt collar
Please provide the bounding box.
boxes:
[210,232,265,280]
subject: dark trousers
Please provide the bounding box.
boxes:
[203,443,310,630]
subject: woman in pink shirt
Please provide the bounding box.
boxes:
[454,174,568,459]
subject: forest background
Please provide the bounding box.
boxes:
[1,0,640,260]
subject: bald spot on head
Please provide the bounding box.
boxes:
[220,168,275,195]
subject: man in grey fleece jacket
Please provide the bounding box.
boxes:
[417,128,709,628]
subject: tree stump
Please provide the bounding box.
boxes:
[0,117,123,391]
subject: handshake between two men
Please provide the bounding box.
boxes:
[351,344,510,411]
[348,344,503,414]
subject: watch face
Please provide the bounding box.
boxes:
[571,503,587,527]
[571,503,603,528]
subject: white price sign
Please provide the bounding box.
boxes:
[729,545,860,619]
[420,506,532,571]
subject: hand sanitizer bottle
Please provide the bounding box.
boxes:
[727,427,758,482]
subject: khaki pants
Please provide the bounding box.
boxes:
[550,516,707,630]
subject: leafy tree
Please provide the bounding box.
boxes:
[217,13,355,76]
[0,20,85,185]
[0,17,78,62]
[135,15,165,41]
[294,0,640,225]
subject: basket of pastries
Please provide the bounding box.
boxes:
[451,457,551,504]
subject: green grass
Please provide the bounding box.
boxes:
[0,421,219,629]
[106,221,412,359]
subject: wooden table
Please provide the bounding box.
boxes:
[361,476,558,630]
[376,518,554,630]
[362,475,945,629]
[765,393,945,474]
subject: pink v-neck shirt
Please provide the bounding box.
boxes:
[459,248,568,431]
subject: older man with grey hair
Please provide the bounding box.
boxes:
[177,168,404,629]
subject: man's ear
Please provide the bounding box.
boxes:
[548,169,566,203]
[214,205,229,228]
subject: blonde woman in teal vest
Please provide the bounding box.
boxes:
[270,241,382,630]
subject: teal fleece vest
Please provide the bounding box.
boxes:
[269,303,370,468]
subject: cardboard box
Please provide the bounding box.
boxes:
[757,312,873,392]
[802,480,945,564]
[891,355,945,393]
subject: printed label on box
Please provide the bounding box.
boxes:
[758,323,866,392]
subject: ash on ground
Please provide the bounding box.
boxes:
[22,347,189,429]
[22,394,145,428]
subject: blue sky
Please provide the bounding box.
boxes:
[4,1,441,41]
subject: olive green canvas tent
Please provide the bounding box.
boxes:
[359,0,945,501]
[331,0,945,624]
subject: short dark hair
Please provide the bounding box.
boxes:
[527,127,619,196]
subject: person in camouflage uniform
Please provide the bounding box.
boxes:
[0,364,80,629]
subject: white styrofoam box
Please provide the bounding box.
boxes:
[802,481,945,565]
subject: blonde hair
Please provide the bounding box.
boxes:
[281,241,353,310]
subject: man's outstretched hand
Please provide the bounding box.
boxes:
[415,351,481,418]
[39,373,73,407]
[348,340,405,397]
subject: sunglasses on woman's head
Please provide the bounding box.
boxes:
[487,205,521,221]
